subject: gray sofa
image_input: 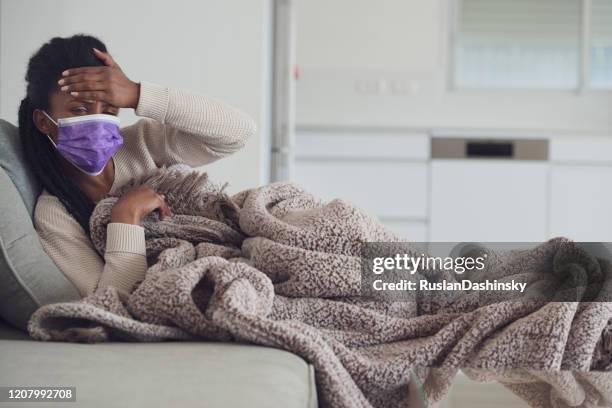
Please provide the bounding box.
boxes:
[0,118,318,408]
[0,320,317,407]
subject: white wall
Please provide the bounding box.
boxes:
[0,0,272,191]
[295,0,612,134]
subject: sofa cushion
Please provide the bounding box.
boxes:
[0,120,81,330]
[0,320,318,408]
[0,119,40,215]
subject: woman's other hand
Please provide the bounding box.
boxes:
[110,186,172,225]
[57,48,140,109]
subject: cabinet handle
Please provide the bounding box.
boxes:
[431,137,548,161]
[466,142,513,158]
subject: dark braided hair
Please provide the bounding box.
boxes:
[19,34,108,233]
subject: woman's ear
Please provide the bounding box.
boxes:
[32,109,54,136]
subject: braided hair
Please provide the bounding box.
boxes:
[18,34,108,233]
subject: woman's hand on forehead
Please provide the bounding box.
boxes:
[57,48,140,110]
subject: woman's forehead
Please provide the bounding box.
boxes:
[49,90,115,109]
[49,89,77,105]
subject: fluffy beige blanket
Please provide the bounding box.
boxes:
[28,165,612,408]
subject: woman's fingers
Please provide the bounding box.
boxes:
[157,194,166,220]
[61,66,106,77]
[160,205,172,220]
[61,81,106,93]
[156,194,172,220]
[59,51,137,108]
[59,72,105,86]
[59,69,111,100]
[93,48,119,68]
[69,90,108,102]
[59,69,108,97]
[111,186,173,225]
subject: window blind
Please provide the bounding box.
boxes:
[454,0,582,88]
[591,0,612,88]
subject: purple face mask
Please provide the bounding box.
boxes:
[42,111,123,176]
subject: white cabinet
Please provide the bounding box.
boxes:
[295,131,430,161]
[294,131,612,243]
[294,161,428,219]
[550,165,612,241]
[378,220,429,241]
[429,160,549,242]
[549,137,612,241]
[293,131,430,241]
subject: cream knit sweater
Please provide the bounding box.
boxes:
[34,82,256,298]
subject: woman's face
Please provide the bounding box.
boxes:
[33,88,119,143]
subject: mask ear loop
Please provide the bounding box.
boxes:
[41,110,59,127]
[40,110,59,148]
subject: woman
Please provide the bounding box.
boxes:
[19,34,256,299]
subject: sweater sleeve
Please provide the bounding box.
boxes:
[119,82,257,168]
[34,194,147,298]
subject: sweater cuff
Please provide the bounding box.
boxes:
[135,82,169,123]
[106,223,146,255]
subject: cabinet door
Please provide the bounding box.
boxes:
[380,220,429,241]
[430,160,548,242]
[550,165,612,241]
[294,161,428,219]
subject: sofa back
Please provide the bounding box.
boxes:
[0,119,80,331]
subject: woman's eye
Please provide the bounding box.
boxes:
[71,107,87,114]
